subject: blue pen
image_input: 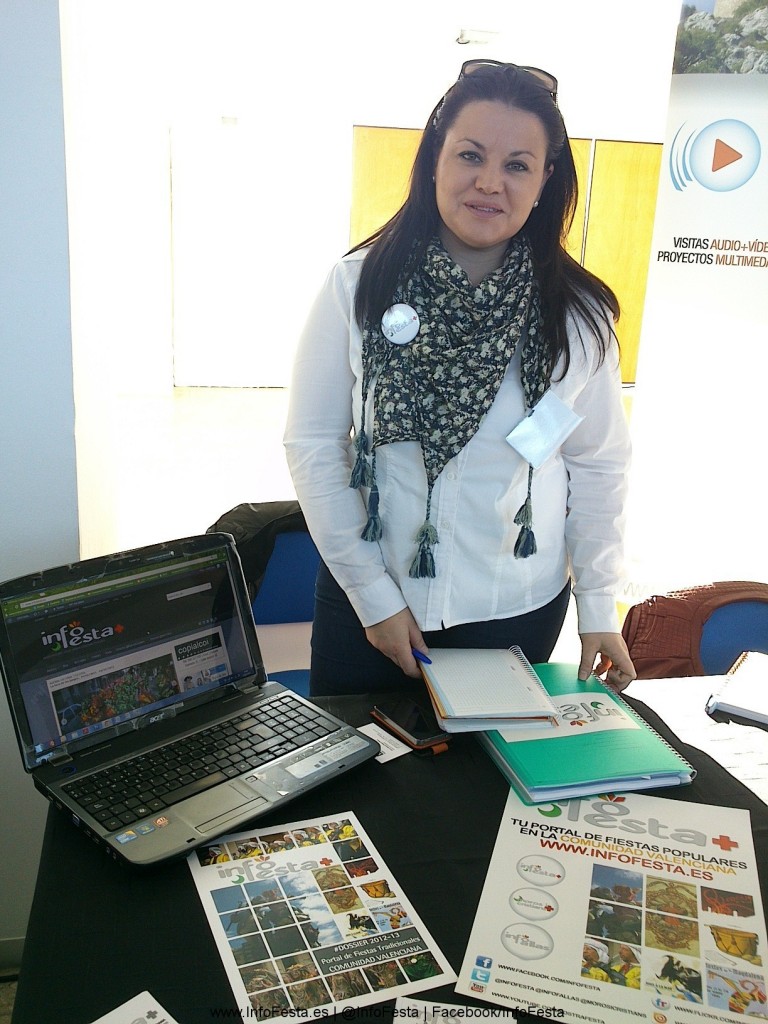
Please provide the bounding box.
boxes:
[411,648,432,665]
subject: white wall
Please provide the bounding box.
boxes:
[0,0,78,970]
[59,0,681,558]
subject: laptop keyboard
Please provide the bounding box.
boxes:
[61,692,340,833]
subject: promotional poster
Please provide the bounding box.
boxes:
[89,992,181,1024]
[457,789,767,1023]
[188,811,455,1017]
[625,4,768,590]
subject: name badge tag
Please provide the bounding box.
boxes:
[505,390,583,468]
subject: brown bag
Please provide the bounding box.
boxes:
[621,581,768,678]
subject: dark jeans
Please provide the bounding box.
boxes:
[309,561,571,697]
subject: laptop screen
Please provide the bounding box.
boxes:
[0,534,265,768]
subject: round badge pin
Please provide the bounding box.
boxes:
[381,303,419,344]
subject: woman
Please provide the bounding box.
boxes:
[284,60,636,696]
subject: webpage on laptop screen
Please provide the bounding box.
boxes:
[2,551,254,765]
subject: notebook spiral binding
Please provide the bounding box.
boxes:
[595,675,697,779]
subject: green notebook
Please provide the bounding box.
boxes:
[477,663,696,804]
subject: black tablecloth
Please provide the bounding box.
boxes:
[12,693,768,1024]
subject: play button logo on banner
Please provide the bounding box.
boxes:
[670,118,761,192]
[711,137,742,172]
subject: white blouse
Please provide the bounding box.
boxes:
[284,250,630,636]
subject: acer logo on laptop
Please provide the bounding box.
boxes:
[40,619,124,651]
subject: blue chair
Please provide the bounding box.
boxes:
[622,581,768,678]
[700,599,768,675]
[251,531,320,697]
[251,531,320,626]
[207,502,320,695]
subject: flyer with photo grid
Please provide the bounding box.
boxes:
[456,788,767,1022]
[188,811,455,1017]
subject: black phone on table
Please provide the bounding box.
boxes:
[371,698,449,751]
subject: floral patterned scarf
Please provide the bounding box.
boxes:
[350,235,550,577]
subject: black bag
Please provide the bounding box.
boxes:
[207,501,308,598]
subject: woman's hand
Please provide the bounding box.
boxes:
[578,632,636,691]
[365,608,429,679]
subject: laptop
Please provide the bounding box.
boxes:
[0,533,379,867]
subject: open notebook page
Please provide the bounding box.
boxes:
[422,648,556,718]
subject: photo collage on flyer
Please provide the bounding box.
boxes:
[189,812,454,1016]
[583,862,767,1015]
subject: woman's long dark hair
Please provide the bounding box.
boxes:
[351,64,619,377]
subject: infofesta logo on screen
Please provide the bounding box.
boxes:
[669,118,761,192]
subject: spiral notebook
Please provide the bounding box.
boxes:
[706,651,768,727]
[478,663,695,804]
[418,645,560,732]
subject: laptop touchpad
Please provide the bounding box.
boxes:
[187,784,268,833]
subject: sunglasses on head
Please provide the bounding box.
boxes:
[459,59,558,103]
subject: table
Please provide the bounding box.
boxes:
[626,675,768,804]
[12,691,768,1024]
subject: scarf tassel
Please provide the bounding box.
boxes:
[514,495,532,529]
[349,428,374,489]
[514,525,537,559]
[361,483,383,542]
[513,465,536,559]
[409,521,439,579]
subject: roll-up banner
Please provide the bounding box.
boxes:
[625,2,768,597]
